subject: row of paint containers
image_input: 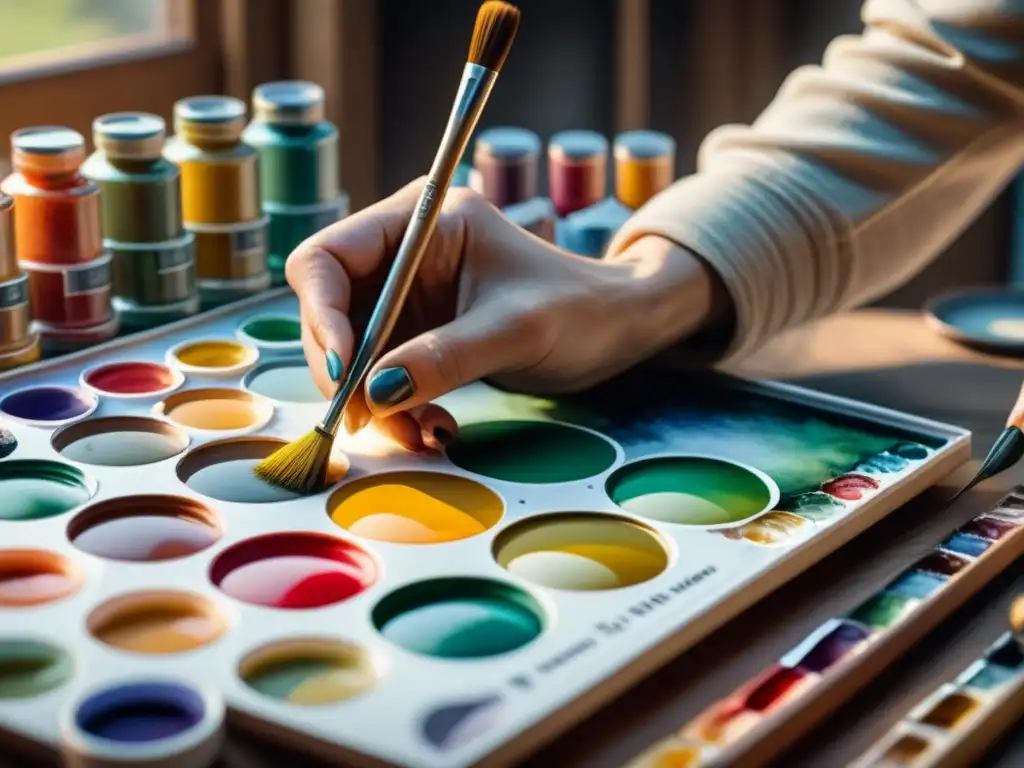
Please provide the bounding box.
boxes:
[456,127,676,257]
[0,81,347,370]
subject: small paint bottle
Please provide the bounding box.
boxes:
[0,194,40,370]
[547,131,608,218]
[1,127,117,351]
[614,130,676,210]
[83,113,199,331]
[557,197,632,258]
[503,197,556,244]
[473,127,541,208]
[242,81,349,285]
[164,96,271,307]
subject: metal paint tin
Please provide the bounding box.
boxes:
[614,130,676,210]
[0,195,40,370]
[84,113,199,330]
[21,253,117,353]
[164,96,270,305]
[473,127,541,208]
[242,81,347,284]
[548,131,609,218]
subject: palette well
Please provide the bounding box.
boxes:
[0,289,970,768]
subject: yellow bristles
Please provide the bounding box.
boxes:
[253,427,334,495]
[467,1,520,72]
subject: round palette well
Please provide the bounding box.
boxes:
[0,460,96,522]
[0,386,98,427]
[68,496,221,563]
[61,679,224,767]
[493,513,669,591]
[327,471,503,544]
[606,455,779,527]
[926,286,1024,352]
[372,578,545,659]
[0,639,72,699]
[87,592,227,655]
[210,533,377,609]
[52,416,190,467]
[80,361,184,399]
[242,359,326,404]
[236,315,303,354]
[239,638,376,706]
[153,388,273,436]
[166,338,259,377]
[176,437,348,503]
[0,426,16,459]
[0,550,83,607]
[445,420,619,484]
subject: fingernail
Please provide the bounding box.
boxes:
[326,349,344,382]
[368,367,414,407]
[433,427,453,445]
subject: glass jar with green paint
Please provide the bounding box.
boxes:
[242,81,349,285]
[83,113,199,330]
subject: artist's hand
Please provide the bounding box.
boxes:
[288,177,723,451]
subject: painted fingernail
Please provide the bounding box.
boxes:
[326,349,344,382]
[433,427,453,446]
[368,367,414,407]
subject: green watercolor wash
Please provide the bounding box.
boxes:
[246,658,334,700]
[789,491,846,522]
[961,662,1017,691]
[0,460,93,521]
[241,316,302,343]
[848,591,919,629]
[0,641,72,699]
[606,456,773,526]
[373,578,543,659]
[446,420,617,484]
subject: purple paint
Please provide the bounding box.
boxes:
[790,620,872,673]
[422,695,503,750]
[0,387,95,424]
[76,682,204,743]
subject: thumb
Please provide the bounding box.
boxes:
[362,304,542,417]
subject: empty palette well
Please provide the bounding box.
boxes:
[0,550,83,608]
[0,640,72,699]
[239,639,376,706]
[52,416,190,467]
[68,496,221,562]
[327,471,503,544]
[492,512,669,590]
[606,455,778,526]
[87,591,227,655]
[154,388,273,435]
[242,360,326,404]
[0,460,95,521]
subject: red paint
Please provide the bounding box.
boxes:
[84,362,178,396]
[210,533,376,609]
[821,473,880,501]
[549,157,606,218]
[743,665,810,712]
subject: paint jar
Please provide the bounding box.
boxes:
[547,130,608,218]
[614,130,676,210]
[242,81,348,285]
[1,127,117,351]
[473,127,541,209]
[164,96,271,307]
[503,197,556,243]
[0,195,40,370]
[557,197,632,258]
[84,113,199,331]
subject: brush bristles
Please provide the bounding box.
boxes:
[468,1,520,72]
[253,427,334,495]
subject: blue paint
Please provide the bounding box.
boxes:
[614,130,676,159]
[476,127,541,159]
[928,288,1024,348]
[886,569,947,600]
[987,635,1024,670]
[549,130,608,161]
[855,452,908,474]
[76,682,205,743]
[961,661,1017,690]
[940,532,991,558]
[890,442,929,460]
[504,197,555,240]
[0,387,96,423]
[557,197,632,258]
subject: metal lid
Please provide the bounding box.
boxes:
[11,126,86,175]
[475,127,541,160]
[614,130,676,160]
[174,96,247,143]
[252,81,325,125]
[548,130,609,162]
[93,113,166,161]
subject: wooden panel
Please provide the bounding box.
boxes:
[616,0,650,132]
[219,0,291,102]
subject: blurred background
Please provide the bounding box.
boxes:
[0,0,1013,308]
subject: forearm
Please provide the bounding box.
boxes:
[608,0,1024,361]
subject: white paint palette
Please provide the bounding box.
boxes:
[0,289,970,768]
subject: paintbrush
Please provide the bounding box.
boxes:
[254,1,520,494]
[950,381,1024,501]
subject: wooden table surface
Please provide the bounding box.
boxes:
[4,309,1023,768]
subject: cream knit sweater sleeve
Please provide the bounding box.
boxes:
[607,0,1024,361]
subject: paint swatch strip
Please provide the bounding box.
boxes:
[624,489,1024,768]
[850,629,1024,768]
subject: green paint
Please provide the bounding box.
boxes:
[446,420,617,484]
[788,491,845,522]
[606,456,772,526]
[246,658,331,699]
[241,316,302,343]
[848,591,919,629]
[373,578,543,659]
[0,641,72,698]
[961,662,1016,691]
[0,460,92,521]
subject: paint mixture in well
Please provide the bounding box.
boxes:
[0,460,94,521]
[372,578,544,659]
[493,513,668,590]
[607,456,775,526]
[157,389,270,432]
[54,417,189,467]
[75,682,206,743]
[82,361,181,396]
[89,592,226,654]
[445,420,618,483]
[0,387,96,425]
[0,550,82,607]
[241,640,375,705]
[210,533,376,609]
[328,471,503,544]
[0,640,72,699]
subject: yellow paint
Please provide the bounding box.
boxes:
[1011,595,1024,634]
[288,667,376,705]
[722,511,806,545]
[93,604,225,654]
[615,155,674,211]
[167,399,260,430]
[174,340,251,369]
[628,739,702,768]
[327,472,503,544]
